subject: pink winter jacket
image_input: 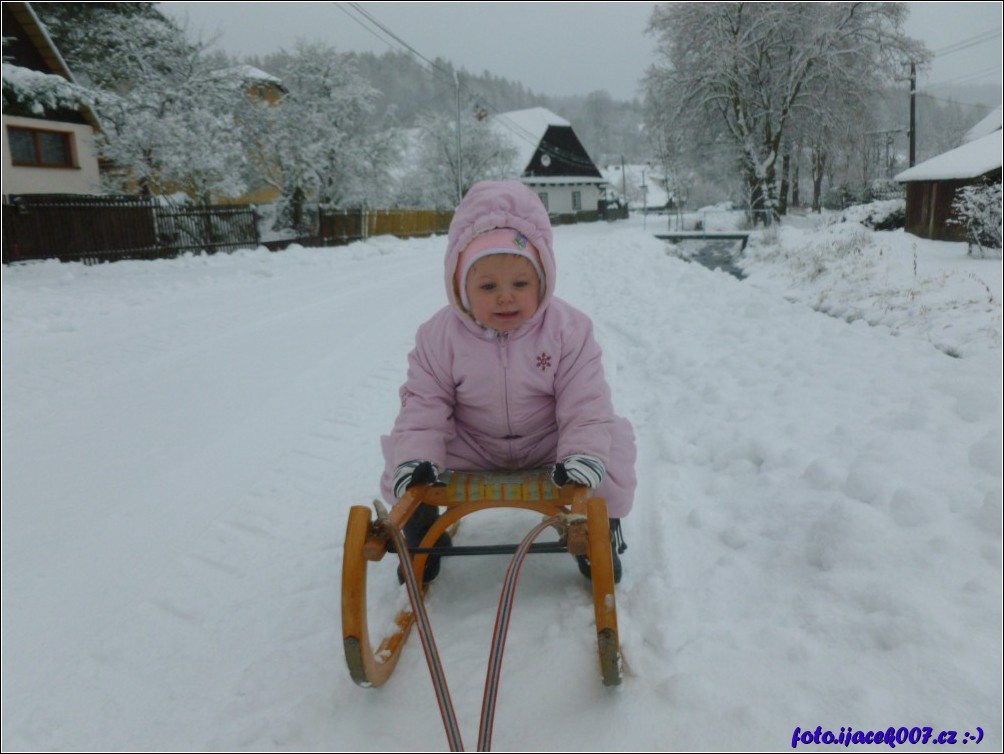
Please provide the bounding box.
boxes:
[380,181,636,516]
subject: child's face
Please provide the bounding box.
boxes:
[465,254,541,332]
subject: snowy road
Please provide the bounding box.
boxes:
[2,220,1000,751]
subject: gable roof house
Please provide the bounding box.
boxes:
[492,107,606,217]
[209,64,288,206]
[2,1,103,199]
[895,105,1002,241]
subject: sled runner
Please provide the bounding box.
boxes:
[341,468,622,688]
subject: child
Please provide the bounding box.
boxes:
[380,180,637,582]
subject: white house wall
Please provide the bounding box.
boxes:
[2,115,103,197]
[524,181,603,214]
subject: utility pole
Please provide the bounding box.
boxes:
[909,62,916,167]
[455,70,463,203]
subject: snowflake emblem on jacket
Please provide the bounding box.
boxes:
[536,352,552,371]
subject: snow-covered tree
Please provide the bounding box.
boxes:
[395,111,519,208]
[787,69,883,212]
[32,3,176,93]
[97,61,250,202]
[950,181,1003,258]
[34,3,248,203]
[236,41,395,225]
[645,2,928,219]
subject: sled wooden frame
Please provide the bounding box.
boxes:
[341,468,622,688]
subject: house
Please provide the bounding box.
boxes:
[895,106,1002,241]
[492,107,606,215]
[2,1,103,199]
[228,64,286,108]
[210,65,288,206]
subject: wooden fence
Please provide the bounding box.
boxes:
[3,197,631,264]
[319,208,455,245]
[2,195,260,264]
[318,205,628,245]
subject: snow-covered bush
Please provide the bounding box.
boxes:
[834,199,905,230]
[950,181,1003,259]
[861,200,905,231]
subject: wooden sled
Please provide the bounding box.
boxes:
[341,468,622,688]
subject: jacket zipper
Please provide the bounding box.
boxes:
[498,332,516,466]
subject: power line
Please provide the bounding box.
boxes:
[931,28,1001,58]
[329,2,396,51]
[919,64,1002,91]
[337,2,454,85]
[332,2,600,172]
[915,89,1000,108]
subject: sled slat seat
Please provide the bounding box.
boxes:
[438,468,571,504]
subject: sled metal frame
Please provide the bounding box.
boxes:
[341,468,622,688]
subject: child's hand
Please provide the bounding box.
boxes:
[551,454,605,488]
[392,461,441,498]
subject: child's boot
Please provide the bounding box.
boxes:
[397,503,452,584]
[575,518,625,584]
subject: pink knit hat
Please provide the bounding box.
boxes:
[454,227,544,311]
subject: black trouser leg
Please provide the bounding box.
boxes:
[398,504,452,583]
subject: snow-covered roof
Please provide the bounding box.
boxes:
[963,104,1002,143]
[895,130,1003,182]
[207,65,285,90]
[491,107,571,173]
[1,60,92,115]
[1,3,103,131]
[6,1,77,83]
[232,65,283,86]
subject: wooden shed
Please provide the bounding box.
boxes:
[896,114,1002,242]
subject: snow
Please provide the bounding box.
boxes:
[895,130,1003,182]
[1,60,91,116]
[207,64,285,89]
[2,212,1001,751]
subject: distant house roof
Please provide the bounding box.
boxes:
[492,107,570,174]
[3,2,75,82]
[492,107,602,182]
[963,104,1002,143]
[895,130,1003,182]
[209,64,287,92]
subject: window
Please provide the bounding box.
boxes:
[7,126,75,168]
[538,192,549,211]
[572,191,582,211]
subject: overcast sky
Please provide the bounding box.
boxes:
[159,2,1002,102]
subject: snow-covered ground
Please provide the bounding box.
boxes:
[2,212,1001,751]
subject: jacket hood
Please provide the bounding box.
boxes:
[444,181,556,333]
